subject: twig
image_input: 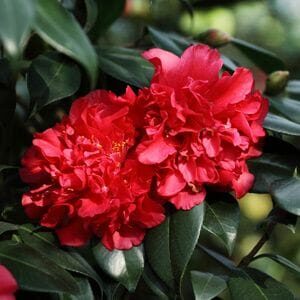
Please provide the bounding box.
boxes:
[238,222,276,267]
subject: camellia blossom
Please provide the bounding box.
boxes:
[20,88,165,250]
[0,265,18,300]
[135,44,268,210]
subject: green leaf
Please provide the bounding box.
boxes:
[252,254,300,276]
[0,221,18,236]
[84,0,98,33]
[270,97,300,124]
[204,195,240,255]
[148,26,191,56]
[264,112,300,136]
[0,240,79,294]
[93,244,144,292]
[33,0,98,86]
[198,245,237,270]
[286,80,300,94]
[27,52,81,111]
[18,224,104,291]
[221,55,237,72]
[145,218,175,290]
[60,278,94,300]
[0,0,34,57]
[145,203,204,294]
[142,264,169,300]
[190,271,227,300]
[228,267,294,300]
[248,154,297,193]
[230,38,285,74]
[97,46,154,87]
[89,0,125,39]
[271,177,300,216]
[261,207,297,233]
[0,165,18,173]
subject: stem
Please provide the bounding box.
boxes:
[238,222,276,267]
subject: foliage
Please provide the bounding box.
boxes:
[0,0,299,299]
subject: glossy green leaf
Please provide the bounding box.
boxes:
[93,244,144,292]
[270,97,300,124]
[89,0,125,39]
[191,271,227,300]
[0,240,79,294]
[252,254,300,276]
[33,0,97,86]
[264,112,300,136]
[261,207,297,233]
[18,225,103,291]
[0,0,34,57]
[142,264,170,300]
[221,55,237,72]
[204,196,240,255]
[148,26,191,56]
[145,203,204,294]
[27,52,81,111]
[60,278,94,300]
[228,267,294,300]
[84,0,98,32]
[271,176,300,216]
[248,154,297,193]
[198,245,237,270]
[231,38,285,74]
[0,222,18,236]
[97,46,154,87]
[286,80,300,94]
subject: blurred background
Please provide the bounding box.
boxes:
[102,0,300,296]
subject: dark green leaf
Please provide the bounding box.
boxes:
[261,207,297,233]
[27,52,81,111]
[18,224,104,291]
[252,254,300,276]
[97,46,154,87]
[230,38,285,74]
[145,203,204,294]
[270,97,300,124]
[248,154,297,193]
[228,267,294,300]
[221,55,237,72]
[148,26,191,56]
[93,244,144,292]
[142,264,169,300]
[60,278,94,300]
[0,165,18,173]
[0,0,34,57]
[33,0,98,86]
[0,221,18,236]
[84,0,98,32]
[204,196,240,255]
[191,271,227,300]
[0,240,79,294]
[271,176,300,216]
[286,80,300,94]
[264,112,300,136]
[89,0,125,39]
[145,217,175,290]
[198,245,237,270]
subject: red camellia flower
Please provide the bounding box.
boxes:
[135,44,268,210]
[0,265,18,300]
[20,88,165,250]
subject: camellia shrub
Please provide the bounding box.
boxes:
[0,0,299,299]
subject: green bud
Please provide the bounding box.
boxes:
[197,29,231,47]
[266,70,289,96]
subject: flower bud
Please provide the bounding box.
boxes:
[197,29,231,47]
[265,70,289,96]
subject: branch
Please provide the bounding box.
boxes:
[238,222,276,267]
